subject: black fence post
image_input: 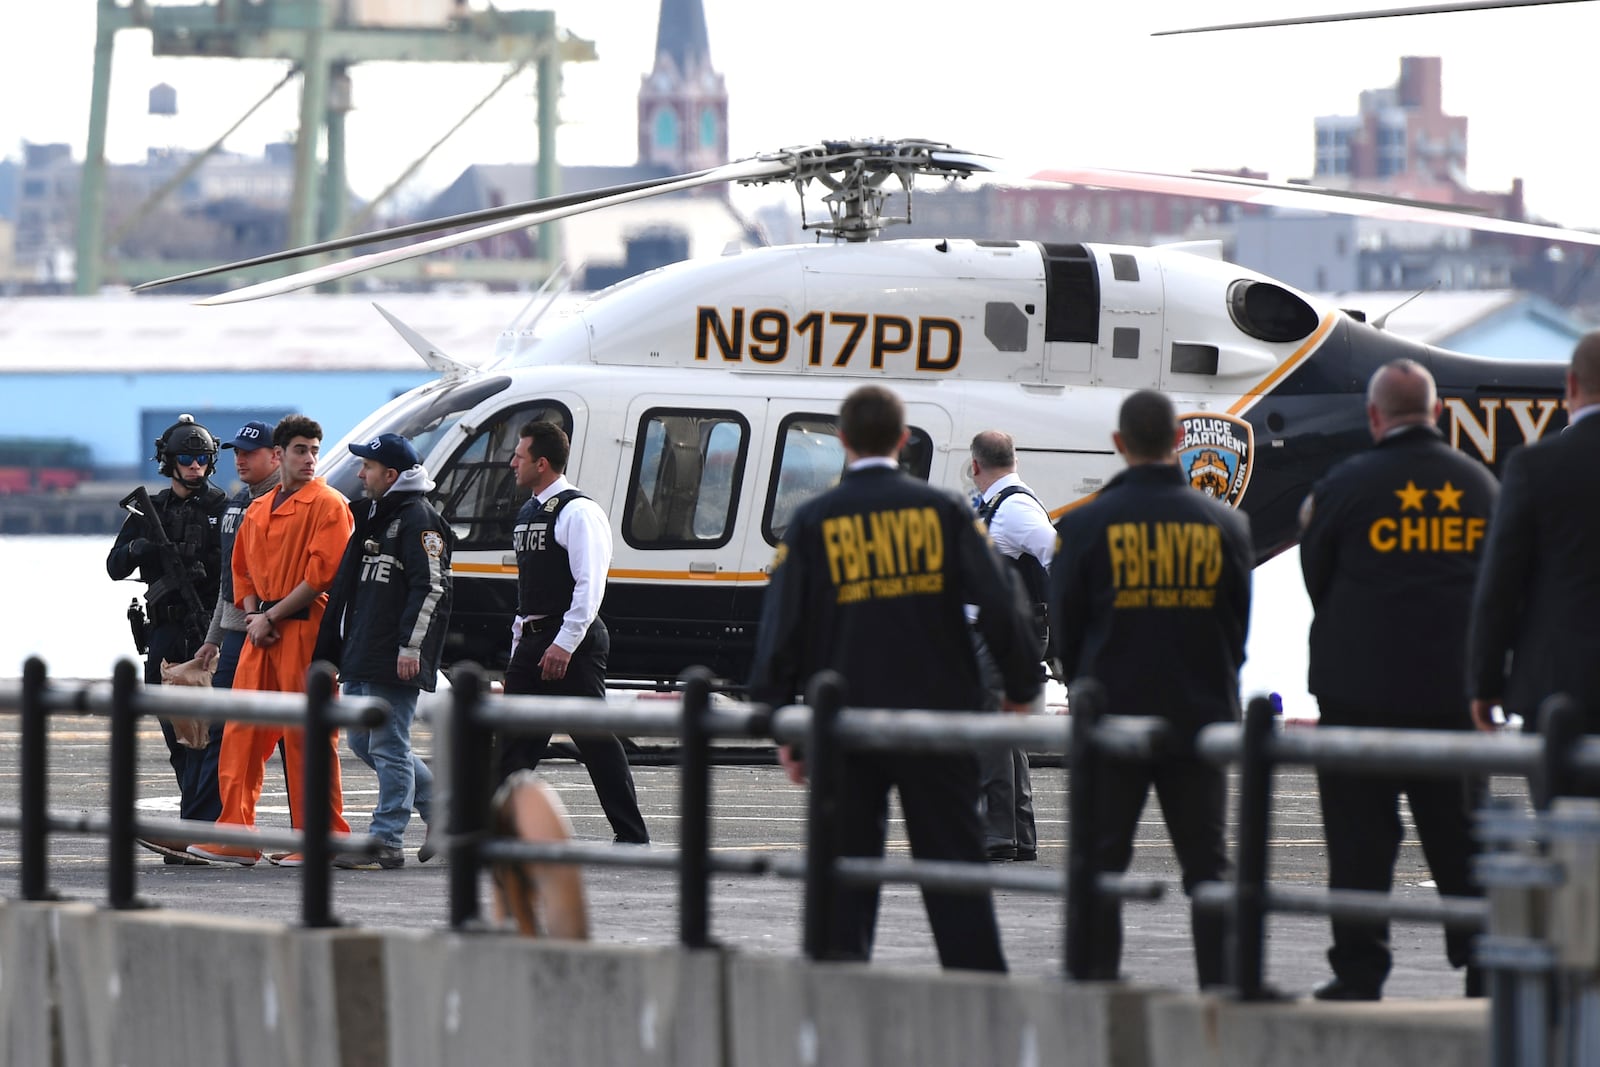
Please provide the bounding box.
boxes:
[1232,694,1278,1000]
[1533,694,1581,811]
[301,662,338,929]
[20,656,51,902]
[107,658,142,909]
[448,663,488,930]
[678,666,714,950]
[801,671,845,961]
[1064,678,1104,981]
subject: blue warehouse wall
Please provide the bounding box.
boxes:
[3,370,434,469]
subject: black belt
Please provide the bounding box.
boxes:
[521,617,559,636]
[149,603,191,624]
[259,598,311,622]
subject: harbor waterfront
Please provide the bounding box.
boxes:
[0,532,1496,1000]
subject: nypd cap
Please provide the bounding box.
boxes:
[348,432,421,472]
[221,421,274,451]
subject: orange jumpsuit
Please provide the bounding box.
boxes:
[218,477,355,835]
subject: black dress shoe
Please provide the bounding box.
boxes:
[986,844,1018,862]
[1312,978,1381,1002]
[1015,847,1037,862]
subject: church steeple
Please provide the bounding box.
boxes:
[637,0,729,174]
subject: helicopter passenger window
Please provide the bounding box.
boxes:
[427,402,573,551]
[623,408,749,550]
[762,414,935,545]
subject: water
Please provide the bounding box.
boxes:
[1,534,1319,716]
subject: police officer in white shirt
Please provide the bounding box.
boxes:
[970,430,1053,861]
[502,420,649,844]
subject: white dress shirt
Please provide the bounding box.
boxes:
[980,473,1055,567]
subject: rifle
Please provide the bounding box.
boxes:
[119,485,211,651]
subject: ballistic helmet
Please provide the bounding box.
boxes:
[154,414,219,479]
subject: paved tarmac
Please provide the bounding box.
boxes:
[0,714,1514,1001]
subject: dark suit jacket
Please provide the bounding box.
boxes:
[1301,425,1498,723]
[1468,412,1600,726]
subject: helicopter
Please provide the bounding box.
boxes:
[140,139,1595,685]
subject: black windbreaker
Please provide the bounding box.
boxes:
[315,490,453,691]
[748,464,1041,712]
[1050,463,1253,741]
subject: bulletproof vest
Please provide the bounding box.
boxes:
[513,488,586,617]
[978,484,1051,647]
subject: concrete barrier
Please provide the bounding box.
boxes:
[724,956,1157,1067]
[0,901,94,1066]
[381,932,722,1067]
[1145,994,1488,1067]
[0,902,387,1067]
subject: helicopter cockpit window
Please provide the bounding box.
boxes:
[624,409,749,550]
[762,414,935,545]
[428,402,573,551]
[1227,279,1320,343]
[320,375,513,501]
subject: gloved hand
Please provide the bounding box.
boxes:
[128,537,157,563]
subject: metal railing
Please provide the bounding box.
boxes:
[434,664,1167,963]
[1193,692,1600,1067]
[0,656,390,927]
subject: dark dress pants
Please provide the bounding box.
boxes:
[1089,753,1230,988]
[144,622,223,823]
[1316,709,1483,993]
[979,745,1037,854]
[828,749,1007,972]
[499,621,649,844]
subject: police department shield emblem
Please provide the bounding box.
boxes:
[422,531,445,559]
[1178,413,1254,508]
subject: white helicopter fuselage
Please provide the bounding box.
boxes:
[324,237,1559,682]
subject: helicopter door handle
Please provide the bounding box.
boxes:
[689,562,717,574]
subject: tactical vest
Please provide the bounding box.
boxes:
[513,488,586,617]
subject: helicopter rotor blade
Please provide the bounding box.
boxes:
[194,156,796,306]
[1154,0,1594,36]
[1028,166,1600,248]
[134,168,721,292]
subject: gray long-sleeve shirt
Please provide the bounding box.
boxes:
[204,477,277,645]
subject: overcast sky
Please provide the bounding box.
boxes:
[5,1,1597,228]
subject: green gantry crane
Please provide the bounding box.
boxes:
[77,0,597,293]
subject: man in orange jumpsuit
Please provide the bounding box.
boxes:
[189,415,355,866]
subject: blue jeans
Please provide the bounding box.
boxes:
[343,680,433,848]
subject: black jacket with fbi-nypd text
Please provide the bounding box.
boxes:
[1050,463,1253,740]
[748,465,1041,712]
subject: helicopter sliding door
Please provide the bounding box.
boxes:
[604,396,755,683]
[1089,249,1162,392]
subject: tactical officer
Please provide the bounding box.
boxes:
[1301,359,1496,1001]
[500,419,649,845]
[969,429,1051,862]
[749,386,1042,972]
[316,432,453,868]
[106,414,229,836]
[1049,389,1252,989]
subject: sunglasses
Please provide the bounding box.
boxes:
[174,453,211,467]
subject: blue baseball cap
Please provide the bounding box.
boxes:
[221,421,273,451]
[348,432,421,471]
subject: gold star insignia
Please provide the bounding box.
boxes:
[1394,480,1427,511]
[1433,481,1463,512]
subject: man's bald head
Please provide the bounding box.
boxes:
[1569,331,1600,407]
[1365,359,1440,440]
